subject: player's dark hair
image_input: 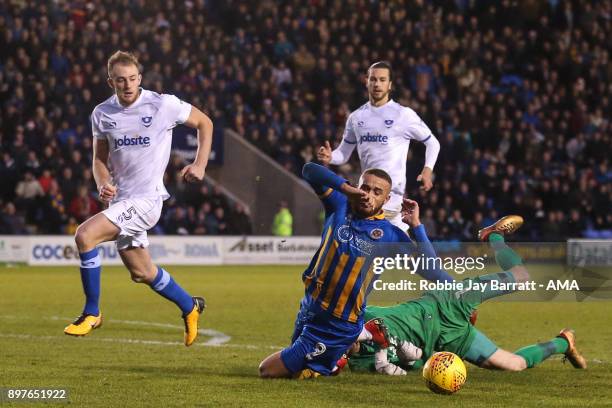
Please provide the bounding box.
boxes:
[367,61,393,82]
[363,168,392,186]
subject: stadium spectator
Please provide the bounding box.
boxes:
[14,171,44,221]
[0,0,610,239]
[68,185,99,224]
[272,200,293,237]
[41,180,67,234]
[228,203,253,235]
[0,202,27,234]
[164,206,192,235]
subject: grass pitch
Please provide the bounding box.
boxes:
[0,265,611,407]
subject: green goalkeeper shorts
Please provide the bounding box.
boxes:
[421,272,516,363]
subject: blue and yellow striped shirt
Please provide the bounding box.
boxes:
[302,188,410,323]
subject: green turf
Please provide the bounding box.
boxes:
[0,265,611,407]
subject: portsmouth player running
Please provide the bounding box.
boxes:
[258,162,453,379]
[63,51,213,346]
[317,61,440,231]
[348,216,587,374]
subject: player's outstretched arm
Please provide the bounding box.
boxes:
[317,139,356,167]
[374,340,424,375]
[417,134,440,191]
[401,199,454,282]
[302,162,366,200]
[180,106,213,183]
[316,141,333,166]
[93,138,116,203]
[318,113,357,166]
[374,348,407,376]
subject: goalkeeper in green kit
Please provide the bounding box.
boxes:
[347,207,587,375]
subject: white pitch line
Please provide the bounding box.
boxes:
[49,316,231,346]
[0,332,607,364]
[0,333,282,350]
[0,316,608,363]
[0,314,283,350]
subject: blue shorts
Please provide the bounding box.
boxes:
[281,297,362,376]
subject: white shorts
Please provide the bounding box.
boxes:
[383,209,410,233]
[102,197,163,250]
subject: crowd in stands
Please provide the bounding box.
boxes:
[0,0,610,240]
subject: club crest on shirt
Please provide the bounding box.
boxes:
[337,225,354,243]
[357,120,365,127]
[384,119,394,128]
[370,228,384,239]
[141,116,153,127]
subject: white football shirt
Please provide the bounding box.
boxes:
[91,88,192,202]
[332,100,436,211]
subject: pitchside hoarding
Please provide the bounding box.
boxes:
[0,236,28,263]
[222,236,322,264]
[25,236,222,266]
[1,237,611,269]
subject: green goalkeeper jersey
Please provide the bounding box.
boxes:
[349,290,478,372]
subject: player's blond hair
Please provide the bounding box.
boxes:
[107,51,141,78]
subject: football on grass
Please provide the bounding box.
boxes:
[422,351,467,394]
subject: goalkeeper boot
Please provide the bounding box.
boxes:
[557,329,587,369]
[365,318,390,348]
[183,296,206,346]
[64,313,103,336]
[478,215,524,242]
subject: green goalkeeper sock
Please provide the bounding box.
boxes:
[489,233,523,270]
[514,338,568,368]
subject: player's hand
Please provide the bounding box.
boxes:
[180,163,205,183]
[396,340,423,363]
[401,198,421,228]
[98,183,117,203]
[317,141,332,166]
[417,167,434,191]
[340,182,367,201]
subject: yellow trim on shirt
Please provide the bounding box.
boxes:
[365,211,385,220]
[310,240,338,299]
[319,252,350,310]
[304,226,333,284]
[350,265,375,322]
[333,256,366,318]
[318,188,333,199]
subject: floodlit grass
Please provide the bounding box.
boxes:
[1,265,610,407]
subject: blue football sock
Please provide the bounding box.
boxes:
[150,266,194,315]
[79,248,101,316]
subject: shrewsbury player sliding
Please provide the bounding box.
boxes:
[348,217,587,374]
[63,51,213,346]
[318,61,440,232]
[258,162,452,378]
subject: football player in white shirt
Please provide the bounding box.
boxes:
[317,61,440,232]
[64,51,213,346]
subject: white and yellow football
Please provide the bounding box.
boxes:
[422,351,467,394]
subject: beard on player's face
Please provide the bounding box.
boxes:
[115,81,140,104]
[351,196,387,218]
[109,64,141,106]
[118,87,138,103]
[370,89,389,103]
[350,177,390,217]
[368,85,390,104]
[367,68,392,104]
